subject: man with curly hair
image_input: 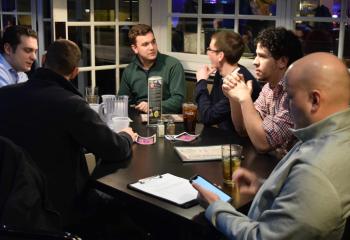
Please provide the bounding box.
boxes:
[223,27,303,155]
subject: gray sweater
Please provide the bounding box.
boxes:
[206,108,350,240]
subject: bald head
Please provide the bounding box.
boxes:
[285,52,350,128]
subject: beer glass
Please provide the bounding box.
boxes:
[85,87,99,104]
[182,102,197,134]
[221,144,243,185]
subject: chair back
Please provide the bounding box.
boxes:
[0,224,81,240]
[0,136,60,232]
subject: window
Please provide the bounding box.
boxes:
[153,0,350,70]
[63,0,145,96]
[1,0,33,31]
[169,0,278,57]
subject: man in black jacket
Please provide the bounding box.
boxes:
[0,39,137,229]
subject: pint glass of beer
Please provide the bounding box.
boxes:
[85,87,99,104]
[182,102,197,134]
[222,144,243,185]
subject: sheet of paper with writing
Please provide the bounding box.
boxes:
[128,173,197,208]
[175,145,222,162]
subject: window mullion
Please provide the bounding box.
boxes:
[90,0,96,89]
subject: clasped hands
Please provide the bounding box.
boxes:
[222,72,253,103]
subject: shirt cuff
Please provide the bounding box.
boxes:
[205,200,232,226]
[196,79,207,88]
[118,131,133,146]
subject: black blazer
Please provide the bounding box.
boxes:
[0,68,133,227]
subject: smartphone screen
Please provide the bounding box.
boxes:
[191,175,232,202]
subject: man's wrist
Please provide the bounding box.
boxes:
[238,94,251,104]
[197,78,207,83]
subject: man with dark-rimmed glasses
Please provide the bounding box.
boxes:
[195,30,261,131]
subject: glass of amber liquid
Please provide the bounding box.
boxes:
[85,87,99,104]
[221,144,243,185]
[182,102,197,134]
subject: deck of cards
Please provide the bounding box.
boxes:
[136,134,157,145]
[165,132,199,142]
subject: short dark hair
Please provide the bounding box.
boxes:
[0,25,37,54]
[255,27,303,67]
[212,31,244,65]
[45,39,81,76]
[128,24,154,45]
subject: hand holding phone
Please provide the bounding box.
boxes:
[190,175,232,202]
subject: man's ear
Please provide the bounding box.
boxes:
[68,67,79,80]
[218,51,225,63]
[131,44,138,54]
[277,56,288,70]
[310,90,321,113]
[3,42,14,55]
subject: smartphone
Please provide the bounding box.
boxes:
[190,175,232,202]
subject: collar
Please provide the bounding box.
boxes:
[268,77,286,95]
[0,53,15,72]
[291,108,350,142]
[133,52,162,71]
[29,68,82,97]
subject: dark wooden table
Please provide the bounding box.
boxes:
[93,112,279,239]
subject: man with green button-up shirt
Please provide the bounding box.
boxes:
[119,24,185,114]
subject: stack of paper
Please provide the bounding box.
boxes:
[128,173,198,208]
[174,145,222,162]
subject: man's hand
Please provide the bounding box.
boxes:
[222,73,253,103]
[135,101,148,113]
[120,127,138,142]
[196,65,216,82]
[192,183,220,208]
[232,168,262,197]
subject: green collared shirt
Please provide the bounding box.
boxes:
[118,53,186,113]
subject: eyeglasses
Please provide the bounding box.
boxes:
[206,47,221,53]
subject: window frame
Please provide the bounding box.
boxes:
[52,0,150,93]
[152,0,349,72]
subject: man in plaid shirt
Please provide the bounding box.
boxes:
[223,27,303,155]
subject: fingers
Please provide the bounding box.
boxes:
[232,168,260,196]
[192,183,220,205]
[232,168,256,185]
[208,65,217,74]
[192,182,202,192]
[135,102,148,113]
[223,73,242,89]
[120,127,138,142]
[246,80,253,93]
[196,65,213,81]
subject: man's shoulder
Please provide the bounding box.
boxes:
[158,53,182,66]
[124,57,138,69]
[122,59,139,79]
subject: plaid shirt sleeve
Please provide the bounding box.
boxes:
[254,84,268,119]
